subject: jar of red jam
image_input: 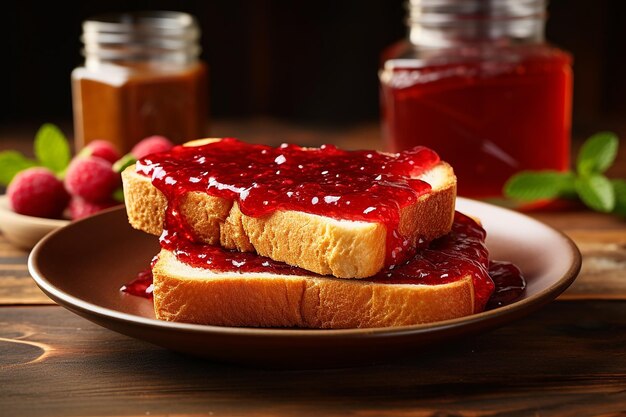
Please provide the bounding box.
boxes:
[380,0,572,197]
[72,11,208,152]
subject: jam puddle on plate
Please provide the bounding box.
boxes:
[121,268,154,299]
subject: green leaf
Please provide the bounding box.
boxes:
[0,151,38,186]
[112,187,125,203]
[504,171,575,201]
[576,132,619,176]
[575,174,615,212]
[34,123,71,174]
[112,153,137,173]
[612,179,626,216]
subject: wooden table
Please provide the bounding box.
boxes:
[2,120,626,416]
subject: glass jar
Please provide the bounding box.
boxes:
[380,0,572,197]
[72,11,208,152]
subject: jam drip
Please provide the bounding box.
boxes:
[164,231,314,276]
[136,138,440,267]
[157,211,506,312]
[123,213,526,310]
[370,212,494,312]
[121,268,154,299]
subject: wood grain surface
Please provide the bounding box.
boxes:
[0,239,51,305]
[1,303,625,417]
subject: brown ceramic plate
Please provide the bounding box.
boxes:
[28,198,581,367]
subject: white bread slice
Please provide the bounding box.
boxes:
[122,139,457,278]
[152,249,474,329]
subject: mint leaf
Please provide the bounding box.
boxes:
[612,179,626,216]
[504,171,575,201]
[112,154,137,173]
[0,151,38,186]
[577,132,619,176]
[112,187,125,203]
[575,174,615,212]
[34,123,71,174]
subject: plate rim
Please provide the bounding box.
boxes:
[28,197,582,339]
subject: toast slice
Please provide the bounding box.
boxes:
[123,139,457,278]
[151,212,493,328]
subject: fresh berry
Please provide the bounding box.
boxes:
[68,197,118,220]
[7,167,69,218]
[64,156,120,202]
[80,140,121,164]
[131,136,174,159]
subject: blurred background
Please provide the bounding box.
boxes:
[0,0,624,144]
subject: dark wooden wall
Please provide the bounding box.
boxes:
[1,0,624,133]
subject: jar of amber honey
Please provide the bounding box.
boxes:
[380,0,572,197]
[72,11,208,152]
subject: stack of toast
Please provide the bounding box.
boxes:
[122,138,495,328]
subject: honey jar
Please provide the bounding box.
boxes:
[72,11,208,152]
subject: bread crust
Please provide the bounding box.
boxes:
[122,145,456,278]
[152,249,475,329]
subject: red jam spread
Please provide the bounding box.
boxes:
[370,211,494,312]
[162,229,313,276]
[124,212,523,313]
[121,268,154,299]
[485,261,526,310]
[136,138,440,267]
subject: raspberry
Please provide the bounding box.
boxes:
[131,136,174,159]
[68,197,118,220]
[80,140,121,164]
[7,167,69,218]
[64,156,120,202]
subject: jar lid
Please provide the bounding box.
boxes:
[82,11,201,63]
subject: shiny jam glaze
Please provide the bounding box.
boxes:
[136,138,440,267]
[370,211,494,312]
[125,212,510,313]
[121,268,154,299]
[485,261,526,310]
